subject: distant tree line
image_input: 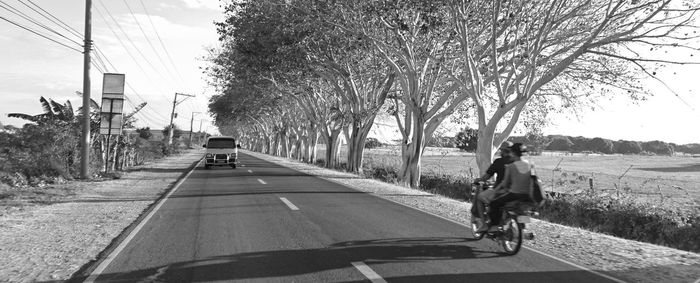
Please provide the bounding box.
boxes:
[445,127,699,156]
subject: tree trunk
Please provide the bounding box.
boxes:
[306,130,319,164]
[345,119,374,174]
[322,129,341,169]
[398,114,425,188]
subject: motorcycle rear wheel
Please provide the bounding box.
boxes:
[501,217,523,255]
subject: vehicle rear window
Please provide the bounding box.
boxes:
[207,139,235,148]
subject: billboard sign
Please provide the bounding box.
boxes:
[99,73,126,135]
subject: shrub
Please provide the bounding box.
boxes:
[364,137,383,149]
[538,194,700,253]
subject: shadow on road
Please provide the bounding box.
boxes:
[69,237,542,282]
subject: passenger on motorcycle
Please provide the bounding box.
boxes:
[479,143,533,233]
[471,141,514,227]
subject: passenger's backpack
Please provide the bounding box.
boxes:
[530,175,545,207]
[529,165,546,207]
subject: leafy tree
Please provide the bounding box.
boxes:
[642,140,674,155]
[448,0,699,173]
[455,127,478,152]
[547,136,574,151]
[136,127,152,140]
[590,137,615,154]
[162,125,182,140]
[615,140,643,154]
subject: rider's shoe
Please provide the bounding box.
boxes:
[476,224,490,233]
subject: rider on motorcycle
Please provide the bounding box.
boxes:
[479,143,533,232]
[472,141,514,228]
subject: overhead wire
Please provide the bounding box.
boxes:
[96,0,173,88]
[138,0,185,83]
[19,0,83,39]
[122,0,182,89]
[0,0,82,46]
[0,15,82,53]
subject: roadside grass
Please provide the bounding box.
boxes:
[319,145,700,253]
[0,140,184,212]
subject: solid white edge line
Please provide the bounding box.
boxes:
[279,197,299,211]
[351,261,387,283]
[242,151,628,283]
[257,178,267,184]
[84,159,202,283]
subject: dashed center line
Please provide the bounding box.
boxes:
[279,197,299,211]
[247,170,253,173]
[352,262,386,283]
[257,179,266,184]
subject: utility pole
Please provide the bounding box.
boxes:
[168,92,194,145]
[80,0,92,179]
[189,112,200,148]
[197,119,203,145]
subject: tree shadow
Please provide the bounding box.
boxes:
[70,237,506,282]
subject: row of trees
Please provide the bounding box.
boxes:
[205,0,698,188]
[448,127,698,155]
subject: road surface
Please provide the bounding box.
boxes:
[79,152,622,282]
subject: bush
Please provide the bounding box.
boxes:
[539,194,700,253]
[364,137,383,149]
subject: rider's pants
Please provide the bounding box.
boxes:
[488,193,530,225]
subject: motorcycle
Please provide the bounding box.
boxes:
[469,181,536,255]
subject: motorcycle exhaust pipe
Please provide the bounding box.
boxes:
[523,230,535,240]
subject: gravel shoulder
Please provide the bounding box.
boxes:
[0,149,698,282]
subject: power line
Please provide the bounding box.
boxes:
[96,0,172,87]
[0,0,82,46]
[0,15,82,53]
[138,0,185,82]
[122,0,181,88]
[93,2,171,103]
[19,0,83,39]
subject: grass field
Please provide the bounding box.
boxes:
[321,145,700,209]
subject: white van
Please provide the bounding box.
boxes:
[203,136,238,169]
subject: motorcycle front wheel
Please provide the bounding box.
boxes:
[501,217,523,255]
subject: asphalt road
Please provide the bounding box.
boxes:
[81,152,622,282]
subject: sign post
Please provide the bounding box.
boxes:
[99,73,126,171]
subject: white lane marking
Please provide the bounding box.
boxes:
[351,262,387,283]
[694,277,700,283]
[244,151,626,283]
[279,197,299,211]
[257,178,266,184]
[247,170,253,173]
[85,159,202,283]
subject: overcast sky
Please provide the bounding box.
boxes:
[1,1,698,144]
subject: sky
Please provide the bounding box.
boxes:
[0,0,223,135]
[1,1,699,145]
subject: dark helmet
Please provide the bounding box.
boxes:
[510,143,529,156]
